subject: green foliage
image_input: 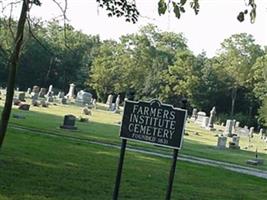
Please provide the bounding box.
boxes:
[90,24,189,102]
[214,33,264,117]
[217,112,258,127]
[11,21,101,91]
[158,0,199,20]
[0,14,266,127]
[160,50,197,106]
[237,0,257,23]
[259,97,267,126]
[96,0,139,23]
[249,54,267,101]
[158,0,168,15]
[96,0,256,23]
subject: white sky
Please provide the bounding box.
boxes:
[6,0,267,57]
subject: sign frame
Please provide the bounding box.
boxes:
[119,99,187,149]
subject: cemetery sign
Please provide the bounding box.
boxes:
[120,99,187,149]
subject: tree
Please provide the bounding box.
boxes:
[0,0,261,149]
[160,50,197,106]
[0,0,140,148]
[249,54,267,101]
[215,33,264,118]
[90,40,120,101]
[0,0,30,148]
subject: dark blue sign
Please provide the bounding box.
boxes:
[120,99,187,149]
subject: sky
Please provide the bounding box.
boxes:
[5,0,267,57]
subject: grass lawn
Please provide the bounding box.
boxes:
[3,100,267,171]
[0,130,267,200]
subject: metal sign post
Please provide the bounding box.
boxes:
[165,149,179,200]
[112,139,127,200]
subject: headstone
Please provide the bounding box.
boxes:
[46,96,54,102]
[207,106,216,130]
[217,135,227,149]
[113,95,121,113]
[27,88,31,94]
[31,86,39,101]
[57,91,65,99]
[17,92,25,101]
[249,127,254,138]
[106,94,113,111]
[115,95,120,110]
[235,121,240,128]
[229,136,240,149]
[224,119,234,136]
[236,126,249,136]
[79,117,89,123]
[201,116,209,128]
[196,111,206,124]
[92,98,97,109]
[75,90,92,106]
[190,108,197,121]
[48,85,53,93]
[46,85,53,97]
[82,107,92,116]
[40,99,48,107]
[31,98,39,106]
[60,114,77,130]
[260,128,264,139]
[13,99,21,106]
[18,103,30,111]
[31,85,40,95]
[246,159,264,165]
[65,83,75,99]
[61,97,67,104]
[39,88,47,98]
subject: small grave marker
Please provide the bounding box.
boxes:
[18,104,30,111]
[60,114,77,130]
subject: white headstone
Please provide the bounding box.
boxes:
[196,111,206,124]
[249,127,254,137]
[191,108,197,121]
[232,136,240,147]
[217,136,227,149]
[224,120,234,136]
[201,116,209,128]
[65,83,75,99]
[76,90,92,105]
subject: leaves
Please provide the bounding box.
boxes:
[237,0,257,23]
[172,2,181,19]
[237,12,245,22]
[190,0,200,15]
[32,0,41,6]
[180,0,187,6]
[96,0,140,23]
[158,0,167,16]
[250,7,256,23]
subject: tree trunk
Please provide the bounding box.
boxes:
[230,87,237,119]
[0,0,29,149]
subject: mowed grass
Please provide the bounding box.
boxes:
[4,100,267,171]
[0,130,267,200]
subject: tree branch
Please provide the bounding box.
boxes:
[26,16,56,57]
